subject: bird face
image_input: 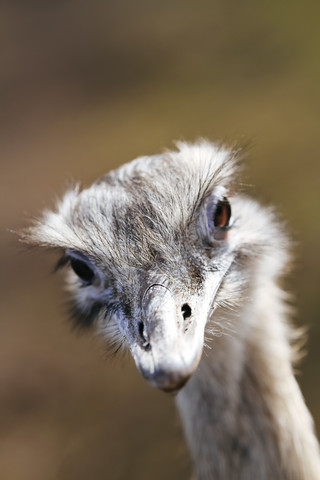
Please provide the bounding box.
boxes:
[25,142,245,392]
[59,188,235,392]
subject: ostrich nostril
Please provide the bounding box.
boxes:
[181,303,192,320]
[138,321,151,351]
[138,321,144,338]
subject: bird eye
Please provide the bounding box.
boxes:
[70,257,95,284]
[213,197,231,229]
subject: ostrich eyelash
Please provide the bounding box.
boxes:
[54,253,69,272]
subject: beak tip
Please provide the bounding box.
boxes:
[143,367,193,392]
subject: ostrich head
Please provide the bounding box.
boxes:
[24,141,285,392]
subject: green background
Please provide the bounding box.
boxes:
[1,1,319,479]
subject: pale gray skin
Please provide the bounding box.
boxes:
[23,141,320,479]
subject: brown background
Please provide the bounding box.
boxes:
[1,1,319,479]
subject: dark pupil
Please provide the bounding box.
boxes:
[70,258,94,283]
[213,198,231,228]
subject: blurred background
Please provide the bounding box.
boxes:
[1,1,319,479]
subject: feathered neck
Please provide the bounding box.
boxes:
[176,275,320,480]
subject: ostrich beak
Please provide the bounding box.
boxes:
[129,284,201,392]
[128,269,227,392]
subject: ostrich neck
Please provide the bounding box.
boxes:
[175,284,320,480]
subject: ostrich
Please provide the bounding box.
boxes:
[22,141,320,479]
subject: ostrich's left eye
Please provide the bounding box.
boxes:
[213,198,231,229]
[70,257,95,284]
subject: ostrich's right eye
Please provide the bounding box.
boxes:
[70,257,95,284]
